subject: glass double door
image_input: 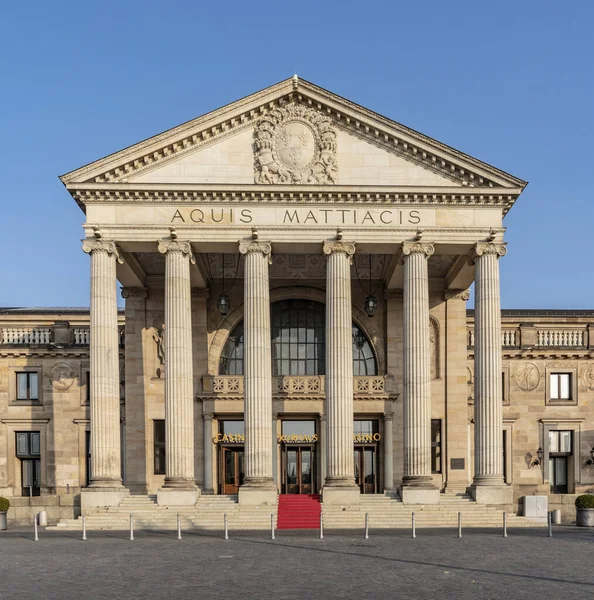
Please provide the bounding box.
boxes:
[282,446,314,494]
[221,447,244,494]
[354,446,378,494]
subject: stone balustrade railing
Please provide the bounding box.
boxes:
[202,375,389,398]
[468,326,589,349]
[0,325,125,347]
[1,327,52,345]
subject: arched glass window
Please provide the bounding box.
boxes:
[219,299,377,376]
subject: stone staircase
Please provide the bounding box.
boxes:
[322,492,543,529]
[48,494,277,531]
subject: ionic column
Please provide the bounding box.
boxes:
[323,240,359,501]
[203,413,214,494]
[401,241,438,501]
[238,240,276,497]
[82,240,124,490]
[473,242,506,488]
[383,412,394,492]
[158,240,196,491]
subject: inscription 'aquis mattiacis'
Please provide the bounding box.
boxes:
[170,207,422,226]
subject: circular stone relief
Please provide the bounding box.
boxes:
[275,121,316,169]
[582,367,594,390]
[49,362,76,391]
[515,363,540,391]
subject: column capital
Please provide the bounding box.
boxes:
[444,288,470,302]
[158,240,195,263]
[203,413,214,422]
[82,239,123,262]
[320,413,327,422]
[472,242,507,260]
[401,241,434,258]
[238,240,272,263]
[121,287,148,299]
[384,413,394,422]
[323,240,356,259]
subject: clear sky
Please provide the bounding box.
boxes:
[1,0,592,308]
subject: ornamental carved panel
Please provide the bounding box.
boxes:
[49,362,76,391]
[582,367,594,391]
[514,363,540,391]
[254,104,337,184]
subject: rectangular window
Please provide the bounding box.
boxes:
[15,432,41,496]
[16,372,39,401]
[86,371,91,404]
[550,373,572,401]
[153,420,166,475]
[431,419,442,474]
[549,430,572,454]
[502,372,506,403]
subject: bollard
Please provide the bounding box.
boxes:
[177,514,181,540]
[364,513,369,540]
[412,512,416,539]
[503,511,507,538]
[271,513,275,540]
[130,514,134,541]
[82,515,87,541]
[34,513,39,542]
[458,512,462,538]
[548,511,553,538]
[224,513,229,540]
[319,512,324,540]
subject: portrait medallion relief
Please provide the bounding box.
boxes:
[49,362,76,391]
[515,363,540,391]
[254,104,338,184]
[582,367,594,391]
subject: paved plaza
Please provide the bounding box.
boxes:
[0,527,592,599]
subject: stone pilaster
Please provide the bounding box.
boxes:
[272,413,278,487]
[471,242,512,504]
[203,413,214,494]
[383,412,394,492]
[319,414,327,489]
[81,240,128,508]
[401,241,439,504]
[157,240,198,505]
[322,240,359,504]
[238,240,276,504]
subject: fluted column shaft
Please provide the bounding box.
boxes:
[323,241,357,488]
[158,240,196,488]
[239,240,275,488]
[473,242,506,486]
[83,240,123,488]
[402,241,435,487]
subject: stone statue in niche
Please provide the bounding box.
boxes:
[153,327,165,378]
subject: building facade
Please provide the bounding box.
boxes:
[1,77,592,524]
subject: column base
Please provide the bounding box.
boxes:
[157,488,200,506]
[400,485,440,505]
[322,485,361,505]
[81,486,129,509]
[471,484,513,506]
[238,485,277,506]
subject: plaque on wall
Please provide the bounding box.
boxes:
[450,458,465,470]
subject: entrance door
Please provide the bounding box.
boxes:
[283,446,314,494]
[222,447,244,494]
[549,457,568,494]
[354,446,377,494]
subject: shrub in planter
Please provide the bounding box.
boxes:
[576,494,594,527]
[0,497,9,512]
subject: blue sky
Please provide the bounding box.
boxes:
[1,0,592,308]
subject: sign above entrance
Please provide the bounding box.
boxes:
[213,433,381,444]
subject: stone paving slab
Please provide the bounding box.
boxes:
[0,528,592,599]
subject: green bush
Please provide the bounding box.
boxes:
[575,494,594,509]
[0,497,10,512]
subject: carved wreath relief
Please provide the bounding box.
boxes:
[254,104,337,184]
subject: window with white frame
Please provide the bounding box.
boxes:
[549,373,572,401]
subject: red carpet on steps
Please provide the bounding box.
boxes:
[277,494,321,529]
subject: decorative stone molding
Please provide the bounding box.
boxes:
[444,289,470,301]
[582,367,594,391]
[514,363,540,391]
[322,241,356,260]
[203,413,214,422]
[157,240,195,263]
[254,104,337,185]
[82,239,123,263]
[49,362,76,391]
[430,316,440,380]
[238,240,272,263]
[401,241,434,258]
[121,287,148,299]
[472,242,507,261]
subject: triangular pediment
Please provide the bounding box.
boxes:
[61,76,526,200]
